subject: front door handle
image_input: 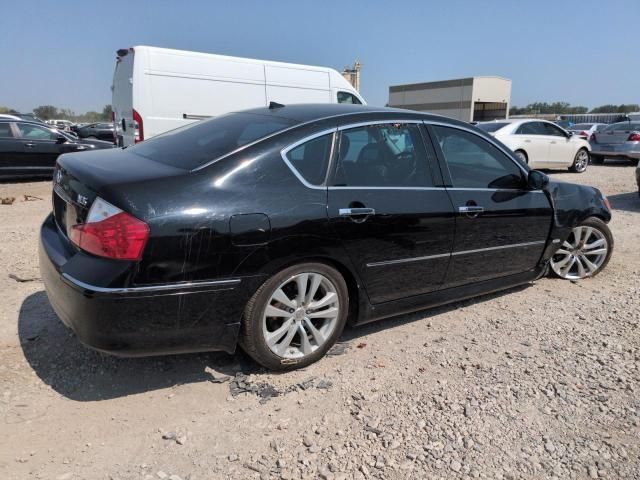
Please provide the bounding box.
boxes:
[524,139,531,143]
[550,141,557,144]
[24,143,35,148]
[458,205,484,218]
[339,207,376,217]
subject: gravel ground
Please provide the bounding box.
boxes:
[0,164,638,480]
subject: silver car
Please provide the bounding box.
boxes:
[590,121,640,164]
[569,123,607,141]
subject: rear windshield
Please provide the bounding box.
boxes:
[129,112,296,169]
[571,124,593,130]
[476,122,509,133]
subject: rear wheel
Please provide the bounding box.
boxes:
[514,150,528,165]
[239,263,349,370]
[569,148,589,173]
[550,217,613,280]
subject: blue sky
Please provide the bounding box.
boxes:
[1,0,637,113]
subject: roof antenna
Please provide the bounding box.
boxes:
[269,101,285,109]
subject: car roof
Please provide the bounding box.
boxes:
[230,103,470,128]
[0,118,54,128]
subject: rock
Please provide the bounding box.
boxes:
[544,441,556,453]
[56,474,73,480]
[450,460,462,472]
[303,435,314,447]
[168,476,183,480]
[309,444,321,453]
[228,454,239,462]
[588,465,598,478]
[156,473,168,480]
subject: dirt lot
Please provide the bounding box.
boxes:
[0,164,638,480]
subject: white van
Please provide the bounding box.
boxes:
[111,45,366,146]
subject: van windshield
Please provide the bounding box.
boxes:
[129,113,297,169]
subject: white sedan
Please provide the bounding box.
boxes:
[476,119,592,172]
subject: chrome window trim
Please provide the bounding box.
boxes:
[446,187,544,193]
[191,110,394,172]
[61,273,241,294]
[336,119,424,131]
[280,127,337,190]
[424,120,530,176]
[328,186,445,191]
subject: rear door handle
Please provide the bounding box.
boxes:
[24,143,35,148]
[524,139,531,143]
[339,207,376,217]
[550,141,557,144]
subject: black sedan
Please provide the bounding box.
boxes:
[39,104,614,370]
[0,120,114,179]
[74,122,115,142]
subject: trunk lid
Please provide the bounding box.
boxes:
[52,149,184,238]
[594,123,634,145]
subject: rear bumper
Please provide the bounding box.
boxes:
[39,213,262,356]
[590,144,640,160]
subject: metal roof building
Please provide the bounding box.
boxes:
[388,76,512,122]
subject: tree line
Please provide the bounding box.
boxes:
[0,105,113,123]
[510,102,639,116]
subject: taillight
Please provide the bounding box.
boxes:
[580,131,589,137]
[133,109,144,143]
[70,197,149,261]
[112,111,117,144]
[628,133,640,141]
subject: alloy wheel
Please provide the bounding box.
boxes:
[262,272,340,359]
[573,150,589,172]
[550,225,608,279]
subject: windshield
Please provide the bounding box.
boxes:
[129,112,297,169]
[476,122,509,133]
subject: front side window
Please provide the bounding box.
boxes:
[337,92,362,105]
[542,122,567,137]
[432,125,525,189]
[17,123,56,140]
[284,133,333,186]
[333,123,433,187]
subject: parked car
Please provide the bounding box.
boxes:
[39,104,613,370]
[112,46,366,146]
[568,123,607,141]
[636,162,640,196]
[554,120,574,129]
[476,119,592,172]
[589,121,640,165]
[0,120,114,178]
[48,119,75,131]
[75,122,115,142]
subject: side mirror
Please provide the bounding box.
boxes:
[55,135,67,144]
[566,130,573,138]
[528,170,549,190]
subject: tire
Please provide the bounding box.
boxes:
[569,148,589,173]
[631,158,639,166]
[591,155,604,165]
[239,262,349,371]
[550,217,613,280]
[514,150,528,165]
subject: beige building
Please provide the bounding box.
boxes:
[388,76,511,122]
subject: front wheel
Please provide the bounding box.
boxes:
[514,150,528,165]
[550,217,613,280]
[570,148,589,173]
[239,263,349,370]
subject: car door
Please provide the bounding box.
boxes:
[0,122,22,176]
[513,121,549,166]
[14,122,62,173]
[327,120,455,304]
[429,124,553,288]
[541,122,575,166]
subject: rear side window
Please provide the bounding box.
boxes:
[284,134,333,186]
[516,122,547,135]
[130,113,296,169]
[0,123,13,138]
[333,123,434,187]
[476,122,509,133]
